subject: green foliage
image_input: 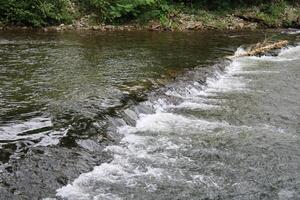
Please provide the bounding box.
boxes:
[252,1,289,27]
[159,14,177,29]
[0,0,72,27]
[170,0,297,10]
[84,0,170,23]
[262,0,288,17]
[0,0,298,27]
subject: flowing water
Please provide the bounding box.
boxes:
[0,30,299,200]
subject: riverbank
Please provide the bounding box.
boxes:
[1,3,299,32]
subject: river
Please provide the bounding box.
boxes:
[0,30,299,200]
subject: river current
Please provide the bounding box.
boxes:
[0,30,299,200]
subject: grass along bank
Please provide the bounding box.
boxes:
[0,1,299,31]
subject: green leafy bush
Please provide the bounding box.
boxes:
[262,0,288,17]
[0,0,72,27]
[84,0,170,23]
[252,0,289,27]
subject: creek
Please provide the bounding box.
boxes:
[0,30,299,200]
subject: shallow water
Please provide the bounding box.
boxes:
[0,30,299,199]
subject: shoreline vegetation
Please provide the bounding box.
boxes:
[0,0,299,32]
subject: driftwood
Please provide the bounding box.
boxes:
[226,40,289,60]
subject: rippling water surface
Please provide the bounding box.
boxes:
[0,30,299,200]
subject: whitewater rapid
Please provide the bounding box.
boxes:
[54,45,300,200]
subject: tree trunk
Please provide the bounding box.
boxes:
[226,40,289,60]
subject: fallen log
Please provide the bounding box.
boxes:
[226,40,289,60]
[233,14,271,27]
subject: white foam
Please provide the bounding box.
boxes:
[234,47,248,56]
[165,88,205,99]
[201,60,250,96]
[278,45,300,59]
[245,45,300,62]
[286,30,300,35]
[172,102,221,110]
[57,157,166,199]
[233,70,280,74]
[192,175,220,188]
[120,112,227,134]
[165,60,248,100]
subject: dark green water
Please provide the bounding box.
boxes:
[0,30,299,200]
